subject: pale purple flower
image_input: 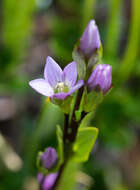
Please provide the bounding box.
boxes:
[29,56,84,100]
[80,20,101,58]
[87,64,112,95]
[43,173,58,190]
[41,147,57,170]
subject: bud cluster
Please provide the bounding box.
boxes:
[77,19,112,96]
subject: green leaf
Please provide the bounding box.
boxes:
[72,49,86,79]
[72,127,98,162]
[56,125,64,164]
[79,111,95,129]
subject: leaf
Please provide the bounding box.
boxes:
[72,127,98,162]
[79,111,95,129]
[56,125,64,164]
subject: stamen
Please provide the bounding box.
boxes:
[54,82,69,93]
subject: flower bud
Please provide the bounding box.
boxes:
[37,172,58,190]
[80,20,101,58]
[87,64,112,95]
[42,173,58,190]
[41,147,57,170]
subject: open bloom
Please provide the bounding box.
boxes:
[29,56,84,100]
[80,20,101,58]
[41,147,57,170]
[87,64,112,95]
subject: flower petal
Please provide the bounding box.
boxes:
[80,20,101,58]
[53,92,69,100]
[29,79,54,97]
[42,173,58,190]
[87,64,112,94]
[69,80,84,95]
[63,61,77,87]
[53,80,84,100]
[44,56,63,87]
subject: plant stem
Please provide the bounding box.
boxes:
[63,114,69,144]
[53,87,85,190]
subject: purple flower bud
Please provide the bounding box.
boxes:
[41,147,57,170]
[42,173,58,190]
[87,64,112,95]
[37,172,58,190]
[80,20,101,58]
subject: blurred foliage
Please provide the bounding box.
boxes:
[0,0,140,190]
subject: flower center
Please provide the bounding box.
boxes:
[54,82,69,93]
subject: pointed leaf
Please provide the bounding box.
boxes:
[72,127,98,162]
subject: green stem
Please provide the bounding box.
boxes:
[53,87,85,189]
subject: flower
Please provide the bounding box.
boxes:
[41,147,57,170]
[29,56,84,100]
[79,20,101,58]
[37,172,58,190]
[87,64,112,95]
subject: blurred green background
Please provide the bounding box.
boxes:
[0,0,140,189]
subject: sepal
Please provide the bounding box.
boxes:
[84,90,103,113]
[52,96,73,114]
[72,47,86,79]
[87,44,103,70]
